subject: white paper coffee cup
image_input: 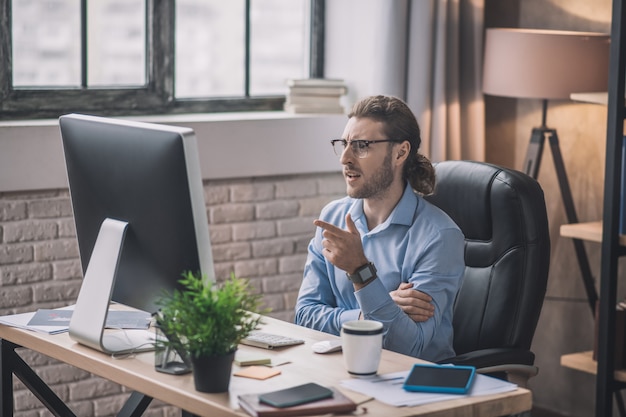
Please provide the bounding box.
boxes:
[340,320,383,377]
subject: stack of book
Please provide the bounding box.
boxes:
[284,78,347,114]
[238,384,357,417]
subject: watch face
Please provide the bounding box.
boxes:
[348,263,376,284]
[360,266,374,281]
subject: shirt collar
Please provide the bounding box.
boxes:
[388,183,418,226]
[348,183,418,233]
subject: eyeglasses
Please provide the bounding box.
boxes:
[330,139,399,159]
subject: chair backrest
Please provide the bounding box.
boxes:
[425,160,550,356]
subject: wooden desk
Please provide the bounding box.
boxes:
[0,317,531,417]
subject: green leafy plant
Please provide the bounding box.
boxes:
[155,271,267,358]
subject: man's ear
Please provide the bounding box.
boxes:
[395,141,411,162]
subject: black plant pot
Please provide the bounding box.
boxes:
[190,350,236,393]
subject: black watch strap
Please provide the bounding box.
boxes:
[346,262,377,285]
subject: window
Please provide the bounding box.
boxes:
[0,0,325,120]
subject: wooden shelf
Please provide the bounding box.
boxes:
[560,221,626,246]
[561,351,626,383]
[570,92,609,105]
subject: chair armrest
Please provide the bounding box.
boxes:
[438,348,535,369]
[477,364,539,388]
[437,348,537,388]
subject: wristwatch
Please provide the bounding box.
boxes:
[346,262,377,285]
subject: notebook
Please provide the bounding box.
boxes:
[238,386,357,417]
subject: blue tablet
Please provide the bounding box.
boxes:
[402,364,476,395]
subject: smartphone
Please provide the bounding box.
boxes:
[155,360,191,375]
[402,363,476,395]
[258,382,333,408]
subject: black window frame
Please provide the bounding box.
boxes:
[0,0,325,120]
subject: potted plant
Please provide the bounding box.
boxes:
[155,271,266,393]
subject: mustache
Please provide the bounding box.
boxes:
[344,165,361,176]
[343,163,361,174]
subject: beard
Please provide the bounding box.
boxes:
[346,151,394,200]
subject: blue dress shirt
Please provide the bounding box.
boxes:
[295,183,465,362]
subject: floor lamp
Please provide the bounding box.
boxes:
[482,28,610,315]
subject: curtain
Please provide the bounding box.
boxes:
[325,0,485,161]
[405,0,485,162]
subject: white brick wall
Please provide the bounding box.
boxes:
[0,172,344,417]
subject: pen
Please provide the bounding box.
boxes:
[371,376,404,383]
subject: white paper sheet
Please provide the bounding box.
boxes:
[340,370,518,407]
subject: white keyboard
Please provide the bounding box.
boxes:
[240,331,305,349]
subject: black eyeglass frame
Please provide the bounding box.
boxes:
[330,139,403,158]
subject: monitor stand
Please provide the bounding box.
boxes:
[69,218,155,354]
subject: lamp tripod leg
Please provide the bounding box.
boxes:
[547,129,598,314]
[523,128,546,178]
[522,125,598,315]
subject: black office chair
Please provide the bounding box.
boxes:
[425,160,550,387]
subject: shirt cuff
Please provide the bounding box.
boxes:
[354,278,390,314]
[340,308,361,324]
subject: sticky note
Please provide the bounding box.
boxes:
[233,366,282,380]
[234,353,272,366]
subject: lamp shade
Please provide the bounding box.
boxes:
[482,28,610,100]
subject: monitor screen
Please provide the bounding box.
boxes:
[60,114,215,314]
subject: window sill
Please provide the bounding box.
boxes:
[0,112,347,193]
[0,110,344,127]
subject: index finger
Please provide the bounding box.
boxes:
[411,290,433,303]
[313,219,345,234]
[398,289,433,303]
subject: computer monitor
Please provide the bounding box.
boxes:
[59,113,215,353]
